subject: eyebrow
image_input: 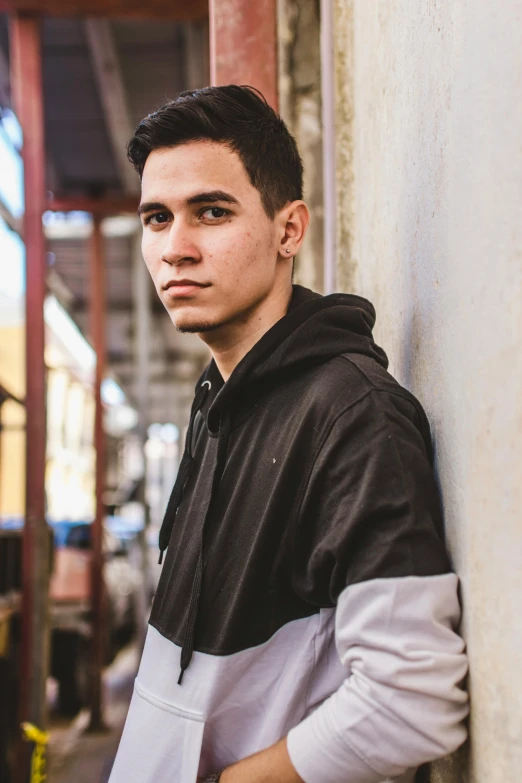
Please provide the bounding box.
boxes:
[137,201,167,216]
[186,190,239,206]
[138,190,239,216]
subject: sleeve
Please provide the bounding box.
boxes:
[286,390,469,783]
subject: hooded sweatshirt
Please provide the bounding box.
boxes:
[109,286,468,783]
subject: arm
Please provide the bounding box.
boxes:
[286,391,469,782]
[206,390,469,782]
[203,574,468,783]
[286,574,468,782]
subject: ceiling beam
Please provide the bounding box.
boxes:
[84,19,138,195]
[47,194,138,214]
[0,0,207,21]
[0,42,10,108]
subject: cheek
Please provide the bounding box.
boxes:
[208,227,270,278]
[237,231,275,280]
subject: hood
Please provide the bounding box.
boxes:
[202,285,388,433]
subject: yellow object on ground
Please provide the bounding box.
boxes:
[22,722,49,783]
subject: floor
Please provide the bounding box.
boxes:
[47,644,138,783]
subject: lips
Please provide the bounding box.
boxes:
[163,279,208,290]
[162,280,210,298]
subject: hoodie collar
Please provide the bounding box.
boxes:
[198,285,387,434]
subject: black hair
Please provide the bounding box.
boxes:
[127,85,303,218]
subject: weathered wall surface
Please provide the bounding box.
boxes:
[333,2,522,781]
[278,0,324,291]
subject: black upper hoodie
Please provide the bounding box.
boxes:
[110,286,468,783]
[150,285,449,678]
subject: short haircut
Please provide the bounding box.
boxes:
[127,85,303,218]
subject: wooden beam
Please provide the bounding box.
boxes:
[0,0,207,21]
[84,19,139,195]
[47,195,139,214]
[210,0,278,110]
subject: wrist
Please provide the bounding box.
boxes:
[203,769,226,782]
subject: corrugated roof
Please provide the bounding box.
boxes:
[43,18,120,194]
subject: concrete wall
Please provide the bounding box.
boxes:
[332,2,522,781]
[278,0,324,291]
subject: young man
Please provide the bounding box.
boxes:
[109,86,468,783]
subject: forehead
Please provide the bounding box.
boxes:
[140,140,254,202]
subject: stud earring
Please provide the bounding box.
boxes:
[286,248,291,254]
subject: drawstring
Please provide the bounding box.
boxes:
[178,409,231,685]
[156,376,231,684]
[157,380,211,565]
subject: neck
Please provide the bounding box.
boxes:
[200,285,292,381]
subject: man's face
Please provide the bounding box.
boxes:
[139,140,288,334]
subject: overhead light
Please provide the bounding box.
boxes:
[161,423,179,443]
[0,118,24,219]
[102,216,140,237]
[101,377,126,406]
[105,404,139,436]
[44,295,96,371]
[43,210,92,240]
[147,423,163,441]
[0,110,23,150]
[0,217,25,299]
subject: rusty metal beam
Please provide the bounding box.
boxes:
[9,13,50,776]
[47,195,138,215]
[209,0,278,110]
[84,19,139,195]
[88,214,107,732]
[0,0,207,20]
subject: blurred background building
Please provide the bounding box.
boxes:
[0,1,521,782]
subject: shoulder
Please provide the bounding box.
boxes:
[309,353,424,415]
[306,354,433,454]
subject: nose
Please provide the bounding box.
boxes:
[160,218,201,266]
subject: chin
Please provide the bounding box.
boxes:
[169,309,221,334]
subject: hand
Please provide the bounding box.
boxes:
[216,739,303,782]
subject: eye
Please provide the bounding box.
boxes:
[200,207,230,220]
[145,212,171,226]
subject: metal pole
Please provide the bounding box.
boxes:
[132,230,152,648]
[132,230,150,470]
[88,214,107,731]
[320,0,337,294]
[9,15,50,780]
[209,0,278,110]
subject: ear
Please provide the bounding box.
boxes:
[277,200,310,259]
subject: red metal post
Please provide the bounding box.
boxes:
[10,13,50,776]
[209,0,278,110]
[88,214,107,732]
